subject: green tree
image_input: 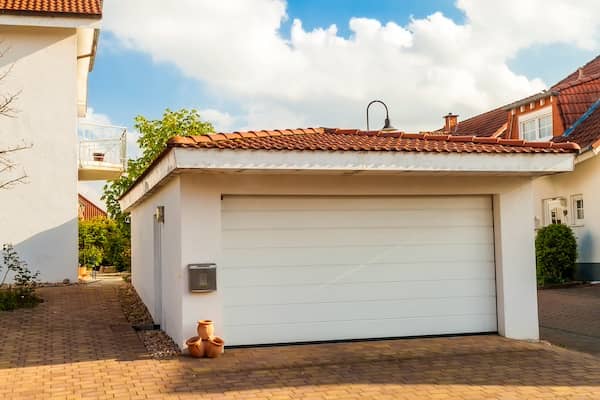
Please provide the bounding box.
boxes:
[102,109,214,241]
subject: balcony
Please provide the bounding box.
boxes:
[78,122,127,181]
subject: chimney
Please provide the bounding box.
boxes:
[444,113,459,133]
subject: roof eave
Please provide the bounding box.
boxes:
[118,147,576,212]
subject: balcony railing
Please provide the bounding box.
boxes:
[78,122,127,181]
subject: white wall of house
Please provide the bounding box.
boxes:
[534,154,600,266]
[130,177,183,342]
[129,172,540,347]
[0,26,80,282]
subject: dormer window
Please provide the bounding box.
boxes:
[519,107,552,141]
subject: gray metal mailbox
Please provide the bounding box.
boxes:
[188,263,217,293]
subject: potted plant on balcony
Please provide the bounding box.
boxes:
[93,152,105,162]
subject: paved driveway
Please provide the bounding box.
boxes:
[0,280,599,399]
[538,284,600,355]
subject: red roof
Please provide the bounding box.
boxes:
[450,107,507,137]
[552,55,600,89]
[168,128,579,154]
[553,106,600,149]
[78,194,107,220]
[555,75,600,129]
[0,0,102,17]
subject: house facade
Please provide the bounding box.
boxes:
[120,128,577,347]
[0,2,103,282]
[445,56,600,281]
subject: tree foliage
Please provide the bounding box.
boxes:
[0,244,41,311]
[535,224,577,285]
[79,218,130,271]
[103,109,214,223]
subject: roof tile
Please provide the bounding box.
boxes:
[166,127,578,155]
[0,0,102,17]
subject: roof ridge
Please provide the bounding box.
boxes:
[551,54,600,88]
[553,72,600,91]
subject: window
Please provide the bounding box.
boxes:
[519,108,553,141]
[571,194,584,226]
[543,197,567,226]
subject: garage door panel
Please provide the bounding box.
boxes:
[221,243,494,267]
[221,262,496,286]
[223,279,496,306]
[223,226,494,248]
[225,296,497,326]
[223,209,492,230]
[221,195,497,345]
[225,314,498,346]
[222,195,491,211]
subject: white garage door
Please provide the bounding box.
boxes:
[221,195,497,346]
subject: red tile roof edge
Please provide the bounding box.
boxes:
[0,0,102,18]
[166,127,581,152]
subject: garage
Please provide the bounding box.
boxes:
[221,195,497,345]
[121,127,577,347]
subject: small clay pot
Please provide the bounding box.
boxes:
[196,320,215,340]
[93,152,105,162]
[185,336,205,358]
[205,336,225,358]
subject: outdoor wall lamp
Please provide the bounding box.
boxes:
[366,99,396,132]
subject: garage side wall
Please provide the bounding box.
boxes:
[130,177,183,342]
[175,173,540,347]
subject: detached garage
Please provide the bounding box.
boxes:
[119,127,578,347]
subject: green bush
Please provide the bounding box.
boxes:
[0,244,42,311]
[79,218,130,271]
[535,224,577,285]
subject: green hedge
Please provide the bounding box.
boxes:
[79,218,130,271]
[535,224,577,285]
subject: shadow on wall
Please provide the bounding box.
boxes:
[8,218,78,283]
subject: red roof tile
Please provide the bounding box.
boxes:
[555,75,600,129]
[553,106,600,149]
[167,128,579,154]
[449,107,508,137]
[0,0,102,17]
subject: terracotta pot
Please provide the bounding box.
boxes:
[185,336,205,358]
[205,336,225,358]
[196,320,214,340]
[93,152,105,162]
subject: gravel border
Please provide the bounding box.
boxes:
[118,283,181,359]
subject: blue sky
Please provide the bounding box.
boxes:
[80,0,600,205]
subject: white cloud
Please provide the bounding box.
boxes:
[103,0,600,131]
[199,108,236,132]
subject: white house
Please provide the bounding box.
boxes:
[120,127,578,347]
[445,55,600,281]
[0,1,121,282]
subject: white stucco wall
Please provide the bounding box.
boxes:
[0,26,79,282]
[533,154,600,264]
[130,177,183,342]
[129,172,541,347]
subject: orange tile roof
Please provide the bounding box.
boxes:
[555,75,600,129]
[0,0,102,17]
[553,106,600,149]
[450,107,508,137]
[78,194,106,220]
[168,128,579,154]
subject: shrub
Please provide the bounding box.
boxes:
[0,244,41,311]
[535,224,577,285]
[79,218,130,271]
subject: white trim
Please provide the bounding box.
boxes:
[518,106,553,141]
[570,194,584,227]
[119,148,576,211]
[0,14,100,28]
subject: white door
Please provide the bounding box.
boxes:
[221,195,497,346]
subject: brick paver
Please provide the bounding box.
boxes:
[538,284,600,355]
[0,279,599,399]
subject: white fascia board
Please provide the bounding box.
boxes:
[0,14,100,28]
[119,150,178,212]
[174,148,575,174]
[76,27,96,117]
[120,148,575,211]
